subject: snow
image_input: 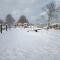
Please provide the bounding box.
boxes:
[0,28,60,60]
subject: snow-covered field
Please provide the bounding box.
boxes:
[0,28,60,60]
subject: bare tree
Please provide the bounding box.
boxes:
[46,2,56,27]
[43,2,60,28]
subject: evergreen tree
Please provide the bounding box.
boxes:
[18,15,29,23]
[5,14,15,28]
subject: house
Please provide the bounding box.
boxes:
[15,22,28,28]
[48,23,60,29]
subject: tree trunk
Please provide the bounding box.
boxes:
[48,16,50,28]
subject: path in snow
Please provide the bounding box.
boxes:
[0,28,60,60]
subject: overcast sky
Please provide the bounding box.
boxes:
[0,0,60,23]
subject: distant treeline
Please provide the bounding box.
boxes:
[0,14,29,28]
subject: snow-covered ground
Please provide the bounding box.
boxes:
[0,28,60,60]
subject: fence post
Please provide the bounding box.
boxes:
[1,24,2,34]
[6,24,7,31]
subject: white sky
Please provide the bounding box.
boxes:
[0,0,60,23]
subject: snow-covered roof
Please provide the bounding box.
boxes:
[51,23,60,25]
